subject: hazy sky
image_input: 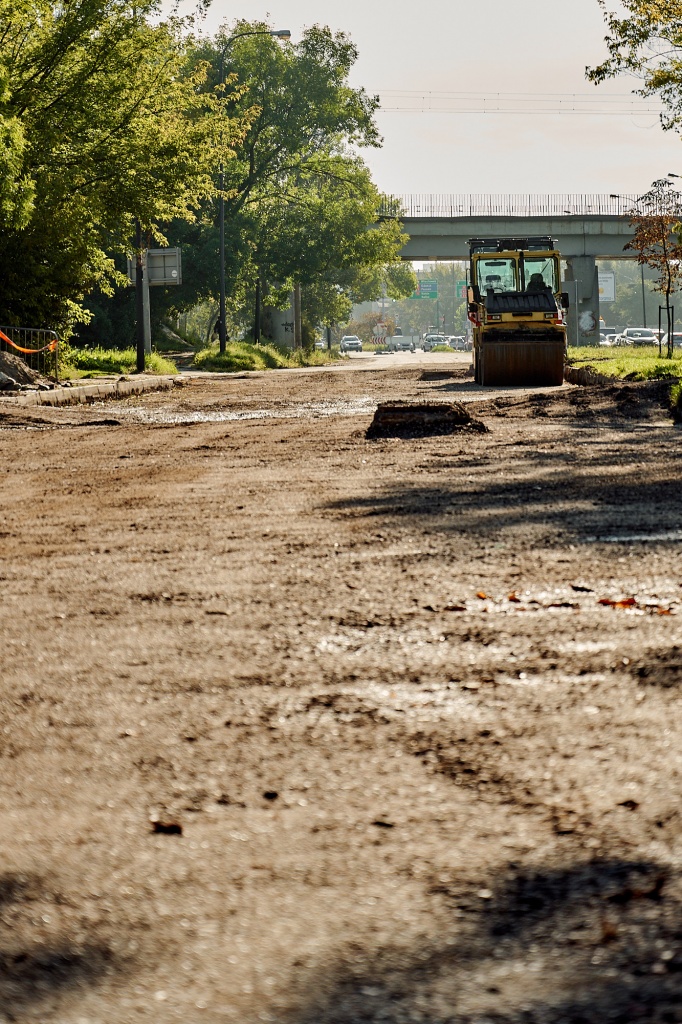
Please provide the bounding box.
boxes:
[180,0,682,196]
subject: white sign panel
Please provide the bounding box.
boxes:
[598,270,616,303]
[127,248,182,286]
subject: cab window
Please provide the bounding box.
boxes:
[476,258,517,293]
[524,256,558,292]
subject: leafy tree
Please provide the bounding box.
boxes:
[147,21,413,340]
[346,312,397,345]
[0,0,246,332]
[588,1,682,131]
[622,180,682,357]
[387,263,469,337]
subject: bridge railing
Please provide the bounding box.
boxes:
[380,194,642,218]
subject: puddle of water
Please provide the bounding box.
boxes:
[114,397,376,425]
[585,530,682,544]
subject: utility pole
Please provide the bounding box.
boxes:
[135,219,145,373]
[253,274,261,344]
[142,251,152,355]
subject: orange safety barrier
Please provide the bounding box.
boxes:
[0,328,58,354]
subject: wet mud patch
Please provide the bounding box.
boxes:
[366,401,487,439]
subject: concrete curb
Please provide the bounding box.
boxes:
[0,375,177,408]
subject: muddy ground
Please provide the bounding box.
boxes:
[0,364,681,1024]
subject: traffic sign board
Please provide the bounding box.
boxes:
[408,280,440,300]
[419,280,438,299]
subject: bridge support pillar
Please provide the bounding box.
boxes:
[563,256,600,347]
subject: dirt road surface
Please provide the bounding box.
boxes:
[1,362,681,1024]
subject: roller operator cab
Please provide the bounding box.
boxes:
[468,237,568,386]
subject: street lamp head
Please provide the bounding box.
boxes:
[271,29,291,39]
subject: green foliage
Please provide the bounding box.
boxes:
[671,381,682,419]
[192,341,342,373]
[0,1,246,332]
[599,260,664,328]
[347,312,397,344]
[151,21,413,336]
[387,263,468,336]
[62,346,177,377]
[588,1,682,131]
[567,346,682,380]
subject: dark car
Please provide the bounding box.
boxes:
[619,328,658,346]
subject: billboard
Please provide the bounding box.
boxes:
[598,270,616,303]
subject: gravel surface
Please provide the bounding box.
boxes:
[0,364,681,1024]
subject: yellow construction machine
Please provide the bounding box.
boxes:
[467,237,568,386]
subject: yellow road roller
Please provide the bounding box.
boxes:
[468,237,568,386]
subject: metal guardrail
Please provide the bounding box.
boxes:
[0,326,60,382]
[379,194,642,218]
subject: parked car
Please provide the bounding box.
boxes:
[619,327,658,346]
[661,332,682,349]
[387,335,415,352]
[448,335,468,351]
[600,333,620,347]
[422,334,447,352]
[339,335,362,352]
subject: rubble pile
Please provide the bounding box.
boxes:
[366,400,488,439]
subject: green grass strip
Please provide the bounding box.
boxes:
[192,341,344,373]
[567,346,682,381]
[64,346,178,377]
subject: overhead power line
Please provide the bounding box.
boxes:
[376,89,661,116]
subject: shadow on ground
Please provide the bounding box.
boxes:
[329,386,682,544]
[0,872,121,1017]
[284,858,682,1024]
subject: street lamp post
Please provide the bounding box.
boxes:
[218,29,291,354]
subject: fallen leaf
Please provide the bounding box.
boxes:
[599,597,637,609]
[508,592,521,603]
[571,584,594,594]
[476,591,487,600]
[444,603,466,612]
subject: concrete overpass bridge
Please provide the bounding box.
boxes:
[386,195,642,342]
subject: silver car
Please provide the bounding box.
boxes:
[387,335,415,352]
[422,334,447,352]
[339,335,362,353]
